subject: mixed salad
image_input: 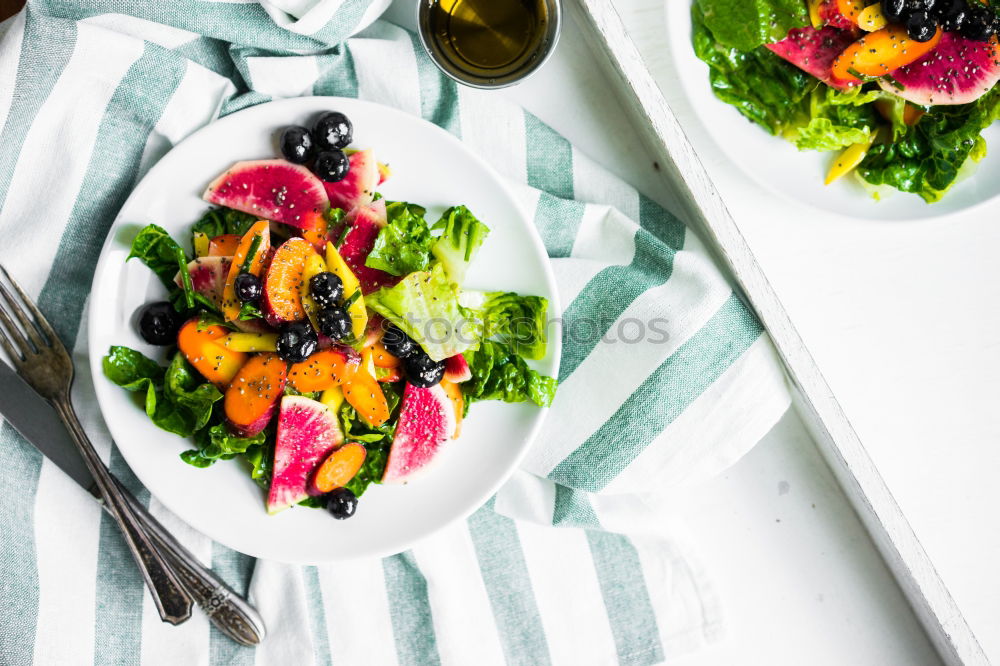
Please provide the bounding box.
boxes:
[103,110,556,520]
[692,0,1000,201]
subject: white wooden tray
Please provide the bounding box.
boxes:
[570,1,986,663]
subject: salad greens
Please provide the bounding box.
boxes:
[431,206,490,284]
[463,340,558,411]
[365,202,434,276]
[691,0,1000,202]
[190,206,258,245]
[461,290,549,361]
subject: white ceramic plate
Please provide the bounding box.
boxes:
[665,0,1000,220]
[88,97,560,563]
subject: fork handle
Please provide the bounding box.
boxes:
[52,398,193,624]
[111,476,267,646]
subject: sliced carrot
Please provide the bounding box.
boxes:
[312,442,367,493]
[343,365,390,427]
[224,353,287,436]
[177,319,247,387]
[440,379,463,439]
[209,234,241,257]
[832,25,942,84]
[833,0,862,24]
[370,339,401,368]
[263,238,318,324]
[301,216,328,253]
[222,221,270,322]
[287,348,359,393]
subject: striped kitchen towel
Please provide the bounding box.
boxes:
[0,2,791,664]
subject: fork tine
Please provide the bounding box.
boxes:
[0,265,57,352]
[0,318,23,364]
[0,296,32,361]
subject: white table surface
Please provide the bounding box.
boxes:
[384,2,945,663]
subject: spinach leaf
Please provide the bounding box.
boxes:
[336,383,402,497]
[102,347,223,437]
[691,2,815,136]
[694,0,809,52]
[127,224,187,291]
[365,202,434,276]
[181,421,267,468]
[190,207,258,247]
[462,340,557,408]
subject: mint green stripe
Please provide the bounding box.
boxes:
[525,111,572,199]
[533,192,585,258]
[310,0,373,47]
[94,447,149,665]
[552,485,600,528]
[173,36,237,78]
[550,293,763,491]
[587,531,665,666]
[0,14,77,661]
[382,552,441,666]
[220,91,273,118]
[304,566,332,666]
[468,500,552,665]
[0,10,77,213]
[209,545,256,665]
[0,425,42,666]
[558,228,677,382]
[313,43,358,98]
[36,0,332,49]
[407,32,461,137]
[638,193,685,251]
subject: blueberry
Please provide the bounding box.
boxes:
[883,0,908,22]
[318,307,352,341]
[310,272,343,309]
[906,10,938,41]
[404,352,445,388]
[325,487,358,519]
[960,6,995,39]
[381,325,418,359]
[280,126,315,164]
[314,150,350,183]
[932,0,963,18]
[313,111,353,150]
[276,321,318,363]
[137,302,180,346]
[234,272,263,303]
[942,7,967,30]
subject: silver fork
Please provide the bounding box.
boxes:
[0,266,193,623]
[0,266,267,644]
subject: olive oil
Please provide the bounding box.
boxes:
[427,0,549,84]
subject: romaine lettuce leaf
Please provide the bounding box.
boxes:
[365,202,434,276]
[462,340,557,409]
[431,206,490,284]
[181,421,267,468]
[461,291,549,360]
[365,263,479,361]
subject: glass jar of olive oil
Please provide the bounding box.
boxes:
[417,0,562,89]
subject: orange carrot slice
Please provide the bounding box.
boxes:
[343,365,390,427]
[208,234,241,257]
[832,25,942,83]
[177,319,247,387]
[833,0,862,24]
[222,220,270,322]
[312,442,367,493]
[287,348,359,393]
[370,339,401,368]
[224,353,287,436]
[440,379,463,438]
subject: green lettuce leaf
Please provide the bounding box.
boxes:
[181,421,267,468]
[694,0,809,53]
[337,383,401,497]
[365,263,479,362]
[461,291,549,360]
[462,340,557,408]
[190,207,259,247]
[127,224,187,290]
[365,202,433,276]
[691,2,815,136]
[858,89,1000,202]
[431,206,490,285]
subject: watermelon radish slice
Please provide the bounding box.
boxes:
[766,26,859,89]
[203,159,329,232]
[382,383,456,484]
[174,256,231,309]
[879,33,1000,106]
[443,355,471,383]
[337,200,400,294]
[324,149,379,211]
[820,0,860,31]
[267,396,344,513]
